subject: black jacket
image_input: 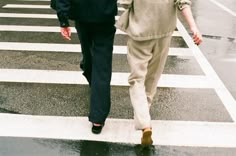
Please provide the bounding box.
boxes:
[52,0,117,27]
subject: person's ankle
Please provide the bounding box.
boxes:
[143,127,152,132]
[93,123,102,126]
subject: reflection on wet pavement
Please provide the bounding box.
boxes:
[80,141,155,156]
[1,137,236,156]
[0,137,158,156]
[164,56,204,75]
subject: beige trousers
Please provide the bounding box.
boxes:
[127,36,172,130]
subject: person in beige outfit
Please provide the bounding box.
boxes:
[116,0,202,145]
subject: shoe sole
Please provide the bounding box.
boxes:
[141,130,153,145]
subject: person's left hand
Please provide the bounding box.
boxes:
[60,27,71,40]
[191,26,202,45]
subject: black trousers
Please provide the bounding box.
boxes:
[75,21,116,124]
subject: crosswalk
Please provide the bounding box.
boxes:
[1,0,236,149]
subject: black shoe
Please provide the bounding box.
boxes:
[80,62,84,71]
[92,124,104,134]
[82,72,91,86]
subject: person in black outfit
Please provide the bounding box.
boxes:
[53,0,117,134]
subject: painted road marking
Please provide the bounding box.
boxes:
[17,0,50,1]
[0,42,192,56]
[0,69,211,88]
[208,0,236,17]
[3,4,50,9]
[177,20,236,121]
[2,4,126,11]
[0,13,119,20]
[5,1,236,17]
[0,113,235,148]
[1,1,236,148]
[221,58,236,62]
[0,13,58,19]
[0,25,182,37]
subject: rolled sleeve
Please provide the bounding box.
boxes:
[175,0,191,11]
[118,0,133,9]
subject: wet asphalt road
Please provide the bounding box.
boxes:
[1,137,236,156]
[181,0,236,100]
[0,0,236,155]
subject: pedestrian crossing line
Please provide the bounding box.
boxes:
[220,58,236,62]
[0,113,235,148]
[0,12,57,19]
[208,0,236,17]
[2,4,126,11]
[0,1,234,149]
[0,13,121,20]
[0,13,180,24]
[0,25,182,37]
[177,20,236,122]
[0,13,180,36]
[0,42,193,56]
[3,4,50,9]
[0,69,211,88]
[17,0,49,1]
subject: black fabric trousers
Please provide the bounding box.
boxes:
[75,21,116,124]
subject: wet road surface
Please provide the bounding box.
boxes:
[0,0,236,155]
[1,137,236,156]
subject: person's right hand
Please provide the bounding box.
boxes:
[60,27,71,40]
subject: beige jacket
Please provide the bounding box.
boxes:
[116,0,191,41]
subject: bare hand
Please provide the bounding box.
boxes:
[60,27,71,40]
[191,27,202,45]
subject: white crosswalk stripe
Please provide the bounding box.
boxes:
[0,25,181,36]
[1,113,236,147]
[3,4,126,11]
[17,0,50,1]
[1,0,236,149]
[3,4,51,9]
[0,69,212,88]
[0,13,122,20]
[0,12,58,18]
[0,42,191,56]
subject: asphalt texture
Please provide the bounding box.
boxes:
[0,0,236,155]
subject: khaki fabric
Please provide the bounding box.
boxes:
[116,0,191,41]
[127,36,172,130]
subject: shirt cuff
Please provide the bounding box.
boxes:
[60,21,69,27]
[57,13,70,27]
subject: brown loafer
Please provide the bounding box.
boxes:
[141,129,153,145]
